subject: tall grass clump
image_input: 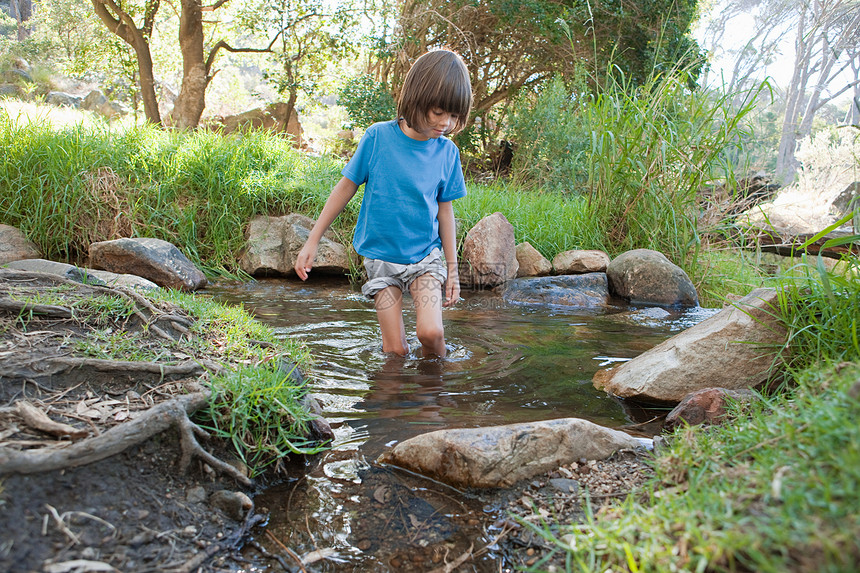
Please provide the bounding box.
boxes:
[508,59,766,271]
[0,110,349,272]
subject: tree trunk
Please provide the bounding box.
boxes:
[170,0,210,129]
[10,0,32,41]
[776,4,811,184]
[90,0,162,125]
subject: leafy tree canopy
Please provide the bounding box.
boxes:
[380,0,704,120]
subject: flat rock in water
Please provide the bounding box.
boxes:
[378,418,643,489]
[89,238,207,291]
[593,288,787,403]
[501,273,610,307]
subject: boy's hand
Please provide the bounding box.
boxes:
[443,271,460,307]
[294,242,318,281]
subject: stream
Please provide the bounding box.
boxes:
[206,277,716,572]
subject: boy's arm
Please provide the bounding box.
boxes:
[295,176,359,280]
[437,201,460,307]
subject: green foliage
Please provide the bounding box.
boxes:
[456,182,602,257]
[778,256,860,371]
[533,359,860,572]
[27,0,121,80]
[507,75,592,192]
[337,74,396,130]
[196,363,326,477]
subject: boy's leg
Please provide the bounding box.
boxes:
[410,273,446,358]
[374,285,409,355]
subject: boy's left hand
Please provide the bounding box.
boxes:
[443,273,460,307]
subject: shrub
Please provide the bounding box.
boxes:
[337,74,396,131]
[507,75,591,192]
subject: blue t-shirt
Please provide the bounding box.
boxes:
[342,120,467,264]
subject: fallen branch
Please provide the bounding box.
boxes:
[0,391,250,485]
[15,401,88,439]
[0,298,73,319]
[169,512,265,573]
[6,357,223,380]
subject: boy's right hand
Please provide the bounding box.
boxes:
[294,242,318,281]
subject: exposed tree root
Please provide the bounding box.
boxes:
[0,298,74,318]
[0,391,251,486]
[3,356,223,382]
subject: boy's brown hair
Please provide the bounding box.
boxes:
[398,49,473,135]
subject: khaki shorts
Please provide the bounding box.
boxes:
[361,248,447,299]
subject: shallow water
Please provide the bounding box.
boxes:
[206,277,717,571]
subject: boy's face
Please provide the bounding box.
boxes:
[403,108,459,141]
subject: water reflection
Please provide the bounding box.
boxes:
[204,277,716,571]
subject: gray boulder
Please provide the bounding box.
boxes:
[502,273,609,307]
[239,214,348,277]
[552,249,610,275]
[515,242,551,277]
[607,249,698,307]
[593,288,787,403]
[461,212,518,289]
[0,225,41,264]
[378,418,645,488]
[81,89,127,119]
[207,102,304,146]
[89,238,207,291]
[0,84,25,98]
[45,91,81,108]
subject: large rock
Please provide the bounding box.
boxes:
[461,212,518,289]
[552,249,610,275]
[606,249,698,307]
[0,225,40,264]
[89,238,207,291]
[239,214,348,277]
[515,242,551,277]
[502,273,610,307]
[45,91,81,108]
[593,288,787,403]
[378,418,644,488]
[82,89,129,119]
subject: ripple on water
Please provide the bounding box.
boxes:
[207,278,719,571]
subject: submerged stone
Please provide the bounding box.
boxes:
[501,273,610,307]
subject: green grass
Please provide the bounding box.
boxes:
[0,110,348,272]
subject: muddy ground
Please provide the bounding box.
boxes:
[0,268,656,573]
